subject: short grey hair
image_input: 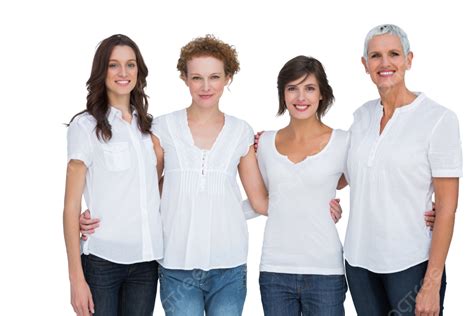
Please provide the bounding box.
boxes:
[363,24,410,60]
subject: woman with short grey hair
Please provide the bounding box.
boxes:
[344,24,462,316]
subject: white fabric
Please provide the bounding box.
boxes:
[345,93,463,273]
[67,108,164,264]
[257,130,349,275]
[152,109,254,270]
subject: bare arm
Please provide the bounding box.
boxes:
[63,160,94,315]
[416,177,458,315]
[337,175,348,190]
[238,146,268,215]
[151,134,164,195]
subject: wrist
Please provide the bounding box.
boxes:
[69,272,86,284]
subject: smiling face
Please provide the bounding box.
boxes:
[105,45,138,104]
[362,34,413,91]
[183,56,230,109]
[284,74,322,121]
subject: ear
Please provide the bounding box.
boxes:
[180,74,189,86]
[225,74,232,85]
[406,51,414,70]
[361,56,369,74]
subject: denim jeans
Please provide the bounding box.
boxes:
[259,272,347,316]
[159,264,247,316]
[345,260,447,316]
[81,254,158,316]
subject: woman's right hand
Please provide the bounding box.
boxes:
[80,210,100,241]
[71,279,94,316]
[253,131,264,152]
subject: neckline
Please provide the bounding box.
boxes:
[182,108,227,152]
[377,92,425,114]
[272,129,336,165]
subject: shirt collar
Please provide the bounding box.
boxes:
[107,105,138,122]
[377,92,426,113]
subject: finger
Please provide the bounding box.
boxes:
[81,234,88,241]
[424,216,435,224]
[88,293,95,315]
[81,222,100,230]
[330,201,342,213]
[424,210,435,216]
[80,217,101,225]
[79,303,89,316]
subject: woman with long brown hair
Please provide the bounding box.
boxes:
[63,34,163,316]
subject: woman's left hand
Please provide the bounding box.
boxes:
[330,198,342,223]
[415,283,440,316]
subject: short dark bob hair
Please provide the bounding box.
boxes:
[277,55,334,120]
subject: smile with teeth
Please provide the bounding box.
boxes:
[378,71,394,77]
[294,104,310,111]
[115,80,130,86]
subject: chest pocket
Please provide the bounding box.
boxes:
[102,142,131,172]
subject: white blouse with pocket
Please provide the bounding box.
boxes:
[67,108,163,264]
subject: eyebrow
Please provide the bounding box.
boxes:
[189,72,223,76]
[286,83,318,87]
[108,59,137,62]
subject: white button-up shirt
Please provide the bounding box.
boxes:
[345,93,462,273]
[67,107,164,264]
[152,109,254,270]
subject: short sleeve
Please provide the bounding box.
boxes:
[429,110,463,177]
[343,131,352,184]
[240,121,255,157]
[67,119,93,167]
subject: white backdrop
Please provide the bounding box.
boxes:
[0,0,472,315]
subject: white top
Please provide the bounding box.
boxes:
[67,108,164,264]
[345,93,463,273]
[257,130,349,275]
[152,109,254,270]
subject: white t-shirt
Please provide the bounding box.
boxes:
[345,93,463,273]
[257,130,349,275]
[152,109,254,270]
[67,108,164,264]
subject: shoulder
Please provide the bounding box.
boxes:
[152,109,183,130]
[225,114,252,128]
[417,95,459,129]
[69,112,96,133]
[353,98,379,119]
[331,129,351,150]
[224,114,255,138]
[259,130,276,144]
[332,128,350,140]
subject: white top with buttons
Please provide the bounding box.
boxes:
[152,109,254,270]
[345,93,463,273]
[67,108,164,264]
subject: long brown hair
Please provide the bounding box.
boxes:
[69,34,152,141]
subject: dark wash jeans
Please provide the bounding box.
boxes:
[259,272,347,316]
[81,254,159,316]
[345,260,447,316]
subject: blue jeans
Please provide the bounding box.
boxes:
[159,264,247,316]
[81,254,158,316]
[259,272,347,316]
[345,260,447,316]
